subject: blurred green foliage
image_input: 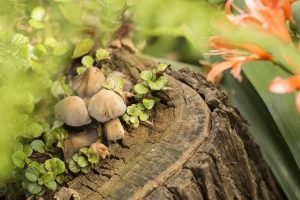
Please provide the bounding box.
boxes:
[0,0,128,183]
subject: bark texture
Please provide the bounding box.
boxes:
[66,50,285,200]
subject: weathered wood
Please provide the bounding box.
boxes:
[67,50,285,200]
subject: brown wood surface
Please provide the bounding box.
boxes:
[66,49,285,200]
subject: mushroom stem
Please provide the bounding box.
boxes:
[141,120,154,127]
[104,118,125,141]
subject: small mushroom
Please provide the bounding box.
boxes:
[63,126,99,160]
[107,71,133,92]
[55,96,91,127]
[72,67,105,97]
[90,142,110,159]
[104,118,125,141]
[88,89,126,122]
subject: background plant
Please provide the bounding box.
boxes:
[122,64,169,128]
[67,147,99,174]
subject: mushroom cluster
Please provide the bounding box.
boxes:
[54,66,131,158]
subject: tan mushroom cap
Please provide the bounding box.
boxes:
[104,118,124,141]
[107,71,133,92]
[88,89,126,123]
[55,96,91,127]
[72,67,105,97]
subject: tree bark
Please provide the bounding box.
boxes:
[66,49,285,200]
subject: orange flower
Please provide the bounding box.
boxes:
[206,0,294,83]
[206,37,272,82]
[225,0,293,43]
[269,74,300,112]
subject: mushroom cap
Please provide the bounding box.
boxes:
[88,89,126,122]
[72,67,105,97]
[104,118,124,141]
[55,96,91,126]
[107,71,133,92]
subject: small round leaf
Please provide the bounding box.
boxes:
[45,180,57,191]
[27,182,43,195]
[77,156,89,168]
[31,140,45,153]
[68,160,80,173]
[139,112,149,122]
[72,38,95,58]
[140,71,152,81]
[81,55,94,67]
[143,98,155,110]
[134,83,149,94]
[81,165,91,174]
[12,151,26,168]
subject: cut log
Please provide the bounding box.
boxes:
[66,50,285,200]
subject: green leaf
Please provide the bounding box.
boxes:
[45,158,65,174]
[31,7,45,21]
[137,103,145,111]
[27,182,43,195]
[96,48,110,61]
[45,37,57,48]
[140,71,152,81]
[76,67,87,75]
[134,83,149,94]
[72,38,95,58]
[72,153,80,162]
[292,1,300,32]
[134,94,144,99]
[157,63,169,72]
[81,56,94,68]
[68,160,80,173]
[122,114,130,122]
[45,180,57,191]
[31,140,45,153]
[12,151,27,168]
[88,152,99,164]
[143,98,155,110]
[33,44,48,58]
[40,172,54,184]
[25,164,40,182]
[139,112,149,122]
[12,33,28,45]
[80,165,91,174]
[45,126,68,149]
[148,76,167,90]
[51,77,73,98]
[79,147,89,156]
[77,156,89,168]
[28,19,45,29]
[23,144,33,157]
[27,123,43,138]
[56,175,64,184]
[52,43,68,56]
[127,104,141,116]
[14,142,23,151]
[55,159,66,174]
[129,116,139,124]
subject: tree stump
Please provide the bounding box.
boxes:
[66,49,285,200]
